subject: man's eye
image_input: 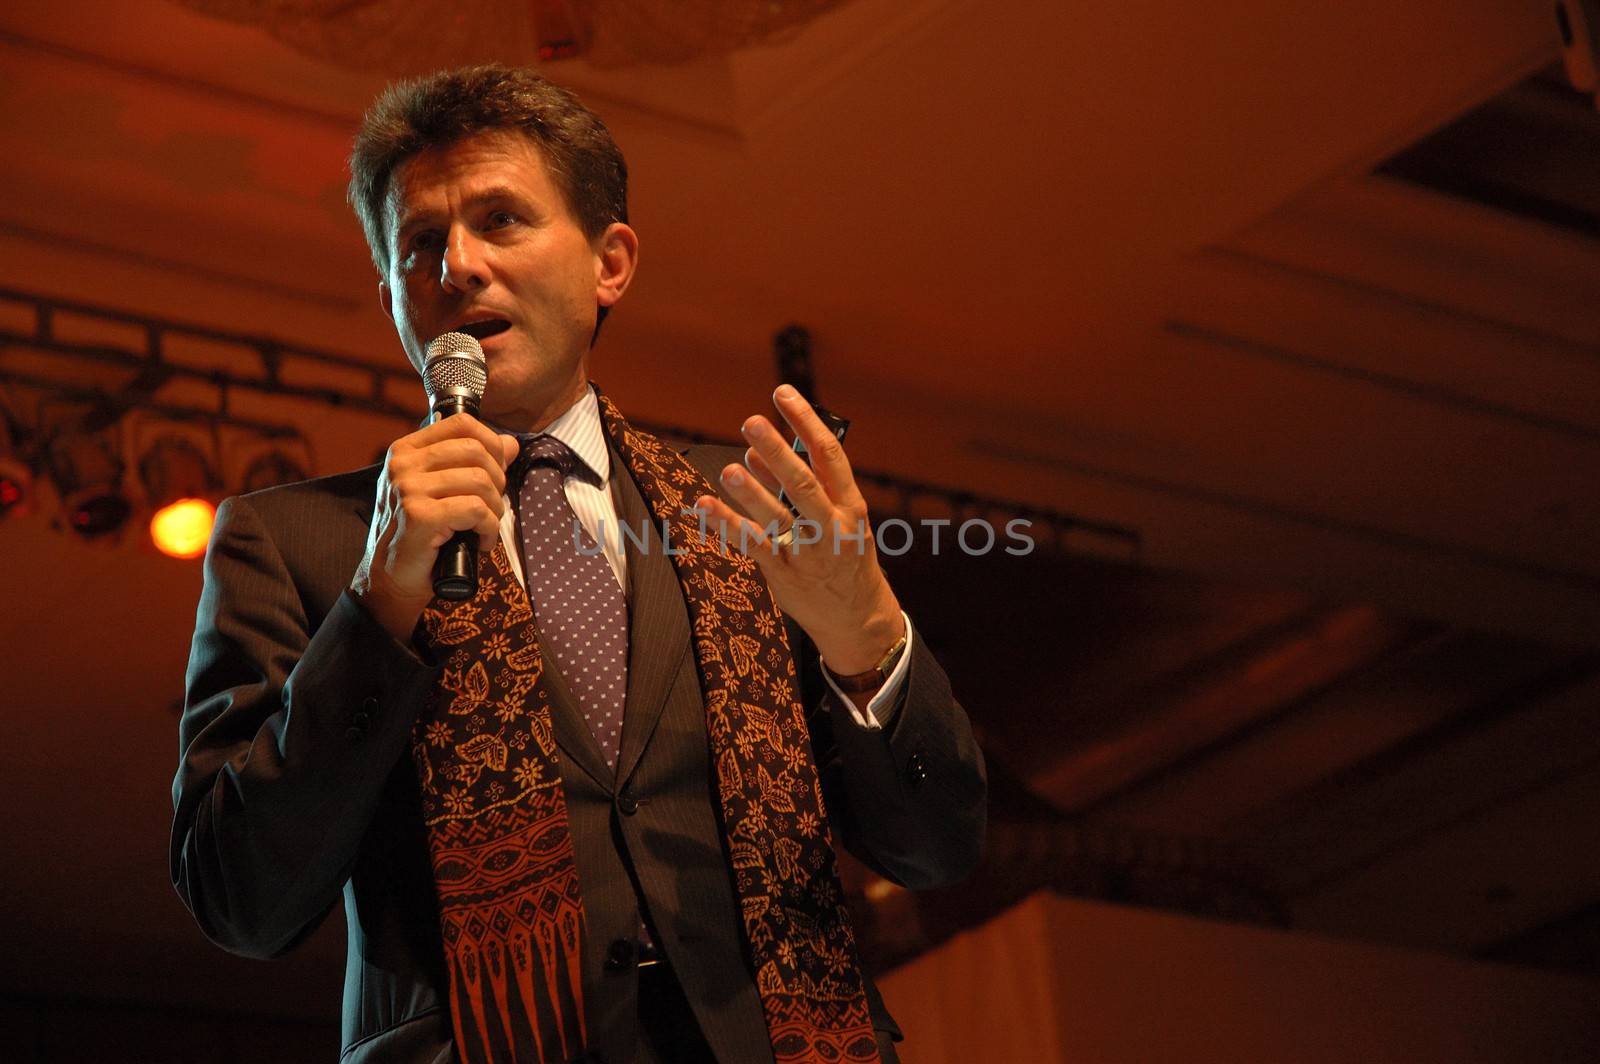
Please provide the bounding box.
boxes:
[397,232,441,268]
[486,210,518,229]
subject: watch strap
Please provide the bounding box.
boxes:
[823,632,908,694]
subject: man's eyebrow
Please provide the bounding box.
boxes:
[390,186,528,237]
[387,197,431,243]
[469,186,523,205]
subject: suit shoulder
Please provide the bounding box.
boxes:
[209,465,377,605]
[225,464,380,525]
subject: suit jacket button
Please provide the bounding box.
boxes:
[616,792,639,816]
[605,938,636,970]
[904,752,927,790]
[349,696,377,738]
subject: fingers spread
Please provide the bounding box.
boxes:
[770,386,858,504]
[740,415,831,525]
[695,494,780,558]
[719,463,791,533]
[743,447,782,496]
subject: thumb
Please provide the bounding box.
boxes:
[500,435,521,468]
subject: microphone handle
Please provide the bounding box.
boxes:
[430,396,482,602]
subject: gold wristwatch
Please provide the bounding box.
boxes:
[823,632,908,694]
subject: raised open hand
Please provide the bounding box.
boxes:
[693,385,904,678]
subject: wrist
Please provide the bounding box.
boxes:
[820,607,906,678]
[350,574,429,647]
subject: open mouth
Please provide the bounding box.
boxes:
[458,319,511,341]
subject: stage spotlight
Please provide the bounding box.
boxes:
[149,497,215,560]
[140,435,219,559]
[0,407,33,518]
[46,427,132,538]
[241,447,308,493]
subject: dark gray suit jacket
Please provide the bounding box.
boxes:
[171,443,986,1063]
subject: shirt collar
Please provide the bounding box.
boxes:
[502,385,610,486]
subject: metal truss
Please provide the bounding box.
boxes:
[0,286,1139,558]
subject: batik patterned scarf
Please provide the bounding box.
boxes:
[411,394,881,1064]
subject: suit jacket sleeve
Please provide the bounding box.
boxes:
[170,490,440,959]
[679,441,987,891]
[797,622,987,891]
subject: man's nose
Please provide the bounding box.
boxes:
[440,225,488,291]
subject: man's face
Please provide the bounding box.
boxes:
[379,130,636,431]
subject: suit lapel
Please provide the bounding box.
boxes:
[612,443,691,788]
[537,640,615,790]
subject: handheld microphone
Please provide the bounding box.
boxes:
[422,332,488,601]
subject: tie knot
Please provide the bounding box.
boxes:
[512,434,580,483]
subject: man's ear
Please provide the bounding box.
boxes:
[378,279,394,323]
[595,222,639,309]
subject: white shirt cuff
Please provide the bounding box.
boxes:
[820,611,914,731]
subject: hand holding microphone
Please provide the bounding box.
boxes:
[350,333,520,643]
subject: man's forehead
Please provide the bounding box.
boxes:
[384,131,554,231]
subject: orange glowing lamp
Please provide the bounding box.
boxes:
[150,497,216,559]
[140,434,219,559]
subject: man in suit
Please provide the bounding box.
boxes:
[171,64,985,1064]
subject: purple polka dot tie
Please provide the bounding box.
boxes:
[514,435,628,775]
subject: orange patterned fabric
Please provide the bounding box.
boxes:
[414,541,587,1063]
[599,394,880,1063]
[411,395,880,1063]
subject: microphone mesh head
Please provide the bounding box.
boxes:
[422,332,486,401]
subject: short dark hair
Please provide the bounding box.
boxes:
[347,64,629,278]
